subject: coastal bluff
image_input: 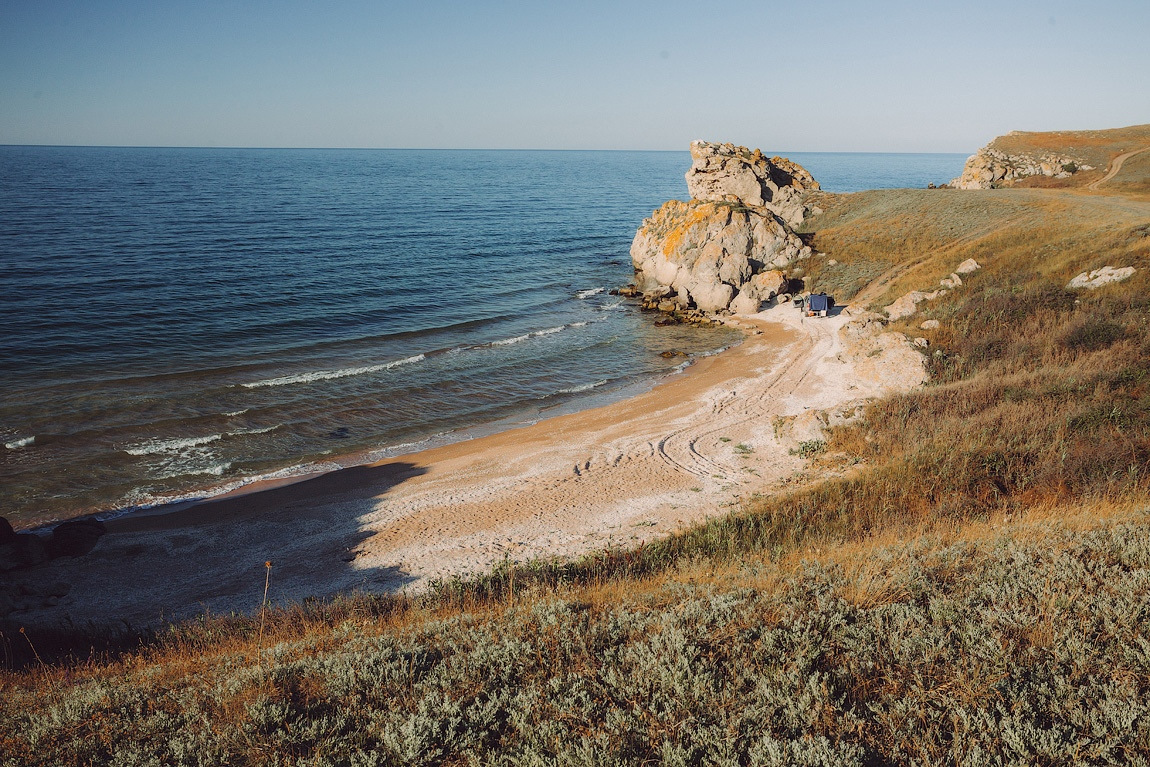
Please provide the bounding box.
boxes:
[630,141,820,315]
[950,124,1150,190]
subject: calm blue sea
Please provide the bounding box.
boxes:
[0,147,966,526]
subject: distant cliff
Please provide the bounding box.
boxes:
[950,140,1092,190]
[630,141,820,315]
[951,124,1150,190]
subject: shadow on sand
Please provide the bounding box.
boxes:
[5,461,429,653]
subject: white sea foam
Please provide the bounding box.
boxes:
[224,409,249,417]
[558,379,608,394]
[125,433,222,456]
[599,300,624,311]
[241,354,426,389]
[490,324,578,347]
[110,460,344,518]
[158,462,232,480]
[4,436,34,449]
[232,424,279,436]
[492,334,530,346]
[576,287,605,299]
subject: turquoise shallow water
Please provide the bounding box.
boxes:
[0,147,966,526]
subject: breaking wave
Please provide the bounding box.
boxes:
[124,434,222,456]
[557,379,608,394]
[240,354,426,389]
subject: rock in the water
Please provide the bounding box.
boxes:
[1067,266,1136,290]
[47,518,107,558]
[0,534,47,571]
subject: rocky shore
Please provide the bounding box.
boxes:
[951,131,1094,189]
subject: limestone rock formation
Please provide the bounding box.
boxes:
[952,137,1093,190]
[631,200,808,313]
[1067,265,1136,290]
[685,140,820,227]
[630,141,819,315]
[884,289,946,321]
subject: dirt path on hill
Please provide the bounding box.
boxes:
[1089,147,1150,190]
[14,302,927,628]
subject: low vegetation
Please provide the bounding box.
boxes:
[3,135,1150,764]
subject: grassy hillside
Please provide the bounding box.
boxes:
[3,136,1150,765]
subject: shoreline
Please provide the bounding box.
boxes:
[13,301,928,629]
[23,335,739,533]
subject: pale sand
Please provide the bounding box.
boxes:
[20,302,926,628]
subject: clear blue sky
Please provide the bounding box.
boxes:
[1,0,1147,152]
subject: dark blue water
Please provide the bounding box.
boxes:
[0,147,966,526]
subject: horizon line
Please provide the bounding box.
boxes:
[0,143,973,155]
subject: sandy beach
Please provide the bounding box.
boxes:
[17,302,926,628]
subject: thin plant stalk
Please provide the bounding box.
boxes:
[257,561,271,669]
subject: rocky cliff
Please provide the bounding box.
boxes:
[630,141,818,315]
[951,131,1096,189]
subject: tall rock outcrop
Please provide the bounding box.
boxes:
[631,141,818,314]
[685,140,820,226]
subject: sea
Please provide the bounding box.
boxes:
[0,147,967,528]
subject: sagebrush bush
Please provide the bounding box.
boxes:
[4,517,1150,765]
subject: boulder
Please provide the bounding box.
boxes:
[631,202,805,314]
[630,142,822,315]
[920,319,941,330]
[1067,266,1136,290]
[686,140,820,209]
[939,272,963,289]
[955,258,981,275]
[885,290,945,321]
[0,516,15,544]
[730,290,764,315]
[47,518,107,558]
[0,534,47,571]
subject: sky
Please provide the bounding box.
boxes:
[1,0,1147,153]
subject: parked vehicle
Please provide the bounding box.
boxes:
[804,293,834,317]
